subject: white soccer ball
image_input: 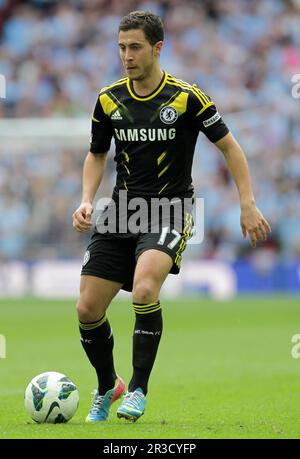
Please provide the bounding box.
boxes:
[24,371,79,423]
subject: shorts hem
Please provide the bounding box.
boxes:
[136,245,180,274]
[81,270,125,285]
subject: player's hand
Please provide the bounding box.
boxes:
[72,202,94,233]
[240,204,271,248]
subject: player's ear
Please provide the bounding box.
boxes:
[154,41,163,57]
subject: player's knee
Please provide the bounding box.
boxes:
[132,280,157,304]
[76,298,104,323]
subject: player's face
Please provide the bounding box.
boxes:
[118,29,162,81]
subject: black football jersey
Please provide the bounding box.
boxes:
[90,72,229,198]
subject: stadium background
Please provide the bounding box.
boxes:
[1,0,300,440]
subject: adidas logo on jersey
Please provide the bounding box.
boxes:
[111,110,123,120]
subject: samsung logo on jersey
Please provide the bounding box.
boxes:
[114,128,176,142]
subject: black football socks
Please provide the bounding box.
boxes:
[79,315,117,395]
[128,302,163,395]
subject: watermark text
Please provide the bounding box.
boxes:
[291,74,300,99]
[0,335,6,358]
[0,74,6,99]
[291,334,300,359]
[94,191,204,245]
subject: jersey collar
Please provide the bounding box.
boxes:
[127,71,168,101]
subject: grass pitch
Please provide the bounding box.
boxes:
[0,296,299,439]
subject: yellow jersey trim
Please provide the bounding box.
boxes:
[158,181,170,195]
[157,151,167,166]
[99,78,128,94]
[127,72,168,101]
[158,160,173,178]
[196,102,215,116]
[166,76,213,108]
[92,115,101,123]
[99,93,119,117]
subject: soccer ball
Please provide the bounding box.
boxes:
[24,371,79,423]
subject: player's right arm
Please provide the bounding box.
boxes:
[73,152,108,233]
[73,93,113,233]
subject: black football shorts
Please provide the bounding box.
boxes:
[81,198,194,292]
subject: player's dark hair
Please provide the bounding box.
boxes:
[119,10,164,46]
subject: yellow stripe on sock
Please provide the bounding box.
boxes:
[79,315,107,330]
[133,305,162,315]
[133,303,159,310]
[133,302,161,314]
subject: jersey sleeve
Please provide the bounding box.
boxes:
[189,88,229,143]
[89,94,114,154]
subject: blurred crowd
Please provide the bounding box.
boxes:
[0,0,300,262]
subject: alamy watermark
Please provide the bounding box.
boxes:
[0,74,6,99]
[291,74,300,99]
[94,191,204,244]
[0,335,6,358]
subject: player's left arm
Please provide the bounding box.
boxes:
[191,89,271,247]
[214,132,271,247]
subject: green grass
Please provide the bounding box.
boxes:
[0,296,300,439]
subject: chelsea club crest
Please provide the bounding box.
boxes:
[160,106,178,124]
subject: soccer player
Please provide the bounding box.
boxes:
[72,11,271,423]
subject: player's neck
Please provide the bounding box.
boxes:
[131,67,164,97]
